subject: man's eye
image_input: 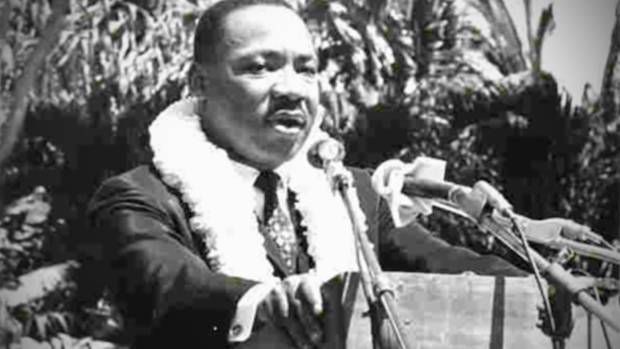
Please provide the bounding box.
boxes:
[299,65,317,76]
[246,63,268,74]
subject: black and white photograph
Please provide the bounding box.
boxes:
[0,0,619,348]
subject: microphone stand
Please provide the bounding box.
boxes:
[433,200,620,265]
[508,219,620,265]
[544,239,620,265]
[322,162,412,349]
[479,210,620,333]
[396,174,620,332]
[402,177,620,265]
[434,200,620,333]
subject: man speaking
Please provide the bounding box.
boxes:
[84,0,526,347]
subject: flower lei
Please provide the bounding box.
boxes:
[149,99,360,282]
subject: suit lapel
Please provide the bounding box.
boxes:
[288,190,312,273]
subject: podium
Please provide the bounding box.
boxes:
[345,272,548,349]
[237,272,620,348]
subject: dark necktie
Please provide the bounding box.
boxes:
[254,171,298,272]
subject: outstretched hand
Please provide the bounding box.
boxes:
[258,274,324,349]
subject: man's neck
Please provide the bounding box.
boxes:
[198,115,283,171]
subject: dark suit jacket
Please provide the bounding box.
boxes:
[83,165,526,348]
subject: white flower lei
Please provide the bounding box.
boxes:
[149,99,360,282]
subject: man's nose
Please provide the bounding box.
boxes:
[271,66,307,101]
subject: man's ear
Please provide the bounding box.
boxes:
[188,62,209,98]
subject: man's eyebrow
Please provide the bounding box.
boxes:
[231,49,282,61]
[297,52,317,60]
[294,52,318,66]
[233,48,316,60]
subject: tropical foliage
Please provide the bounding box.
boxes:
[0,0,618,347]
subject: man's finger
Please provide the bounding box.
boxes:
[270,283,289,319]
[277,281,314,349]
[299,277,323,315]
[280,276,324,347]
[295,299,323,345]
[292,278,324,346]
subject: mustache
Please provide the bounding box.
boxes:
[269,96,305,115]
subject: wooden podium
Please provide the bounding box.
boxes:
[345,272,548,349]
[238,272,620,348]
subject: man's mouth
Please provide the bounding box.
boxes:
[267,112,307,134]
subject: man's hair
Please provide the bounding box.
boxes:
[193,0,295,65]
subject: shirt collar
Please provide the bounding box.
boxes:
[230,160,260,187]
[229,159,291,188]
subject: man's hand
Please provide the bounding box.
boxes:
[258,274,324,349]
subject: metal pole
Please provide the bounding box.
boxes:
[335,171,413,349]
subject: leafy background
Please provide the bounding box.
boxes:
[0,0,618,347]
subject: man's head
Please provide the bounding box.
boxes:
[189,0,320,170]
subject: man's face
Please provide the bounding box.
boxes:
[197,5,319,170]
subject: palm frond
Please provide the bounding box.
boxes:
[463,0,527,73]
[532,4,554,72]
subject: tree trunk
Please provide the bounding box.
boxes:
[0,0,69,170]
[0,1,11,126]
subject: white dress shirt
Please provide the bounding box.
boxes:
[227,160,292,342]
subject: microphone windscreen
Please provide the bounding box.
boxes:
[371,159,407,196]
[307,139,345,169]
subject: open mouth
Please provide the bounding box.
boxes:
[267,112,307,134]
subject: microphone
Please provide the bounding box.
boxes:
[379,170,489,220]
[402,176,523,219]
[372,157,487,220]
[307,138,353,190]
[385,162,618,264]
[402,177,606,243]
[374,158,620,331]
[374,159,601,237]
[309,144,415,347]
[307,138,345,170]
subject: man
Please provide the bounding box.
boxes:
[84,0,526,348]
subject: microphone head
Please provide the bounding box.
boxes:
[307,139,345,169]
[371,159,407,195]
